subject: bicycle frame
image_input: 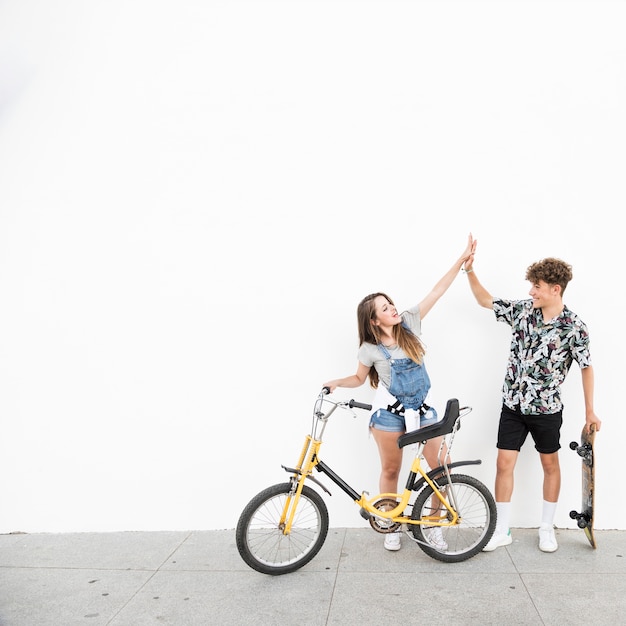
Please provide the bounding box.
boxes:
[279,396,478,533]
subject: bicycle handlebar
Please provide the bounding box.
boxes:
[349,399,372,411]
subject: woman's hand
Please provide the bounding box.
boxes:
[462,233,477,270]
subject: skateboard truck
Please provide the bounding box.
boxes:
[569,509,591,529]
[569,440,592,465]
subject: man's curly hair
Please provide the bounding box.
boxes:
[525,258,573,294]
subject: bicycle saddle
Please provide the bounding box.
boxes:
[397,398,460,449]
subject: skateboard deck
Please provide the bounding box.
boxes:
[569,424,596,548]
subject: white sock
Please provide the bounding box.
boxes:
[495,502,511,533]
[541,500,557,526]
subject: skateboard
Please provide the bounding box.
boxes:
[569,424,596,548]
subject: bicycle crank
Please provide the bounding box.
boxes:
[368,498,402,533]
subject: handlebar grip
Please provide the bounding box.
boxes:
[349,399,372,411]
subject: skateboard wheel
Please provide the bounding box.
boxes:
[569,441,578,450]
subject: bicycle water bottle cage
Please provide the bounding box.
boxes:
[397,398,460,449]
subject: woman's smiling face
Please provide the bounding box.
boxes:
[373,295,400,327]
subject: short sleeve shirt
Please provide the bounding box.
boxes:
[357,305,422,390]
[493,298,592,414]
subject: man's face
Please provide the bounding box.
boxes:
[528,279,559,309]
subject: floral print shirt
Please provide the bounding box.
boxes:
[493,298,591,415]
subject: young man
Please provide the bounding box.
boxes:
[463,254,601,552]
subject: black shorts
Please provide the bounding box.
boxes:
[497,404,563,454]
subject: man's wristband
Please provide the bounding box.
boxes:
[462,268,474,274]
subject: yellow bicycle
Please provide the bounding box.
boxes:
[236,388,496,575]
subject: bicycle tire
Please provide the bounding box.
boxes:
[235,482,329,575]
[410,473,496,563]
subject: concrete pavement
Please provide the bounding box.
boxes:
[1,527,625,625]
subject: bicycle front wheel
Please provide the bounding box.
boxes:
[235,482,329,575]
[410,473,496,563]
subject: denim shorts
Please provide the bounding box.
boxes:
[370,408,440,433]
[369,409,405,432]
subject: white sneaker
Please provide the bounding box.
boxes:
[384,532,402,551]
[427,527,448,550]
[482,528,512,552]
[539,524,558,552]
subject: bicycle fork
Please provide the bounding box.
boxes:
[279,431,367,534]
[279,435,329,534]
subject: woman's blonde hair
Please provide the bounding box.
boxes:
[357,292,426,389]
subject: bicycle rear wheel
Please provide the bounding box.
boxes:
[236,482,329,575]
[410,473,496,563]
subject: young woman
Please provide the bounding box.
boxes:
[323,234,476,551]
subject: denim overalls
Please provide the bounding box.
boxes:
[368,343,438,432]
[378,343,431,410]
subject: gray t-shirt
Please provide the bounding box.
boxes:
[357,304,422,389]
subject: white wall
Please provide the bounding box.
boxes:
[0,0,623,533]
